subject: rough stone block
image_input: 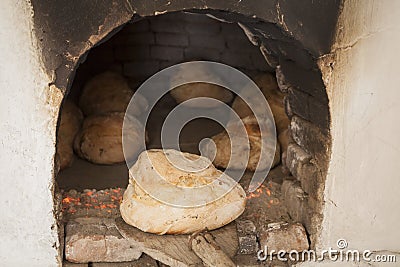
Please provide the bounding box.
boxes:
[286,88,311,119]
[259,222,309,253]
[286,88,329,130]
[276,41,315,69]
[278,60,327,101]
[276,65,290,93]
[302,176,324,203]
[308,98,330,131]
[285,143,324,199]
[236,220,258,254]
[65,218,142,263]
[285,143,312,178]
[236,219,257,235]
[281,180,309,224]
[277,61,329,132]
[150,46,184,62]
[155,33,189,47]
[281,180,323,244]
[290,116,330,156]
[238,236,258,255]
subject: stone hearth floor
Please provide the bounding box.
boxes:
[60,166,293,267]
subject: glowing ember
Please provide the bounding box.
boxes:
[61,188,124,219]
[246,184,274,200]
[266,189,271,196]
[62,196,80,205]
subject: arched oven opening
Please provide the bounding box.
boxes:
[50,9,332,266]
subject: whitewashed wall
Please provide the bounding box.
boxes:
[314,0,400,264]
[0,1,61,266]
[1,0,400,266]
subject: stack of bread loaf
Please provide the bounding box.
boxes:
[74,71,147,165]
[56,100,83,171]
[203,115,281,171]
[169,63,233,108]
[56,71,148,169]
[232,72,290,150]
[204,72,290,171]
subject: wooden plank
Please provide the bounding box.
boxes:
[115,217,238,267]
[91,254,158,266]
[190,231,236,267]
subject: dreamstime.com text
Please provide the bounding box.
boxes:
[257,239,397,263]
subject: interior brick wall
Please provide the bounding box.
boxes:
[71,11,269,97]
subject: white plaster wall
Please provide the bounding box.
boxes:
[1,0,399,266]
[315,0,400,264]
[0,1,61,266]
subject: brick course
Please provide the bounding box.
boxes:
[80,11,266,84]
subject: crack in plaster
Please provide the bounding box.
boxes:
[330,28,391,54]
[317,28,389,94]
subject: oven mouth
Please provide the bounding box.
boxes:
[48,8,332,266]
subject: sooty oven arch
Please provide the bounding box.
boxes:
[30,0,339,250]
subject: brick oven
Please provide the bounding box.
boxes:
[1,1,400,266]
